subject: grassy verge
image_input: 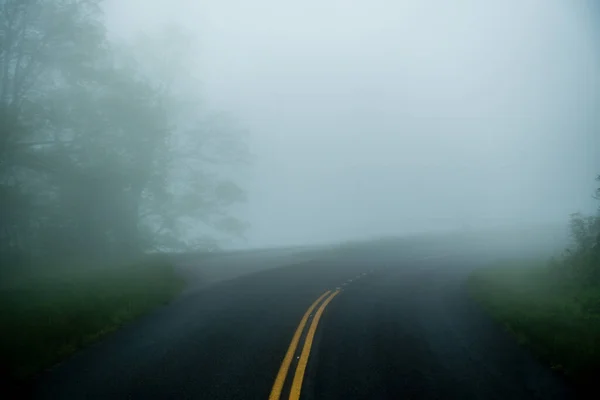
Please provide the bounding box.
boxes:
[0,256,185,383]
[468,261,600,388]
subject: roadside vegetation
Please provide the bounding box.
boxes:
[469,176,600,389]
[0,257,184,382]
[0,0,247,387]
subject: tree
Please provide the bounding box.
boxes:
[562,175,600,284]
[0,1,249,271]
[126,27,251,252]
[594,175,600,260]
[0,0,110,265]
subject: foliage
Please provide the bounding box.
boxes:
[0,0,249,270]
[468,175,600,392]
[558,175,600,284]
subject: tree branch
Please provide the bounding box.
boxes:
[0,2,17,104]
[12,36,47,103]
[14,140,71,147]
[11,3,32,103]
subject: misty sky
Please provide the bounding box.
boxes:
[104,0,600,248]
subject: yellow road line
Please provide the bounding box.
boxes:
[269,290,331,400]
[289,290,340,400]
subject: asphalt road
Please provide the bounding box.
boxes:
[32,242,574,399]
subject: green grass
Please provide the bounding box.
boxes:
[0,256,185,382]
[468,261,600,387]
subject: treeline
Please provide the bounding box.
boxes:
[0,0,249,273]
[553,175,600,284]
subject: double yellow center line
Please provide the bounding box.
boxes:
[269,290,340,400]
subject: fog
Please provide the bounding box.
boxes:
[108,0,599,247]
[2,1,600,389]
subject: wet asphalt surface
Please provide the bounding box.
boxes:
[31,241,575,399]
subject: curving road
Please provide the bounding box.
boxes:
[33,239,574,399]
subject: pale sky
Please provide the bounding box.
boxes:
[104,0,600,248]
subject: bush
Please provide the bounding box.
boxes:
[468,174,600,392]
